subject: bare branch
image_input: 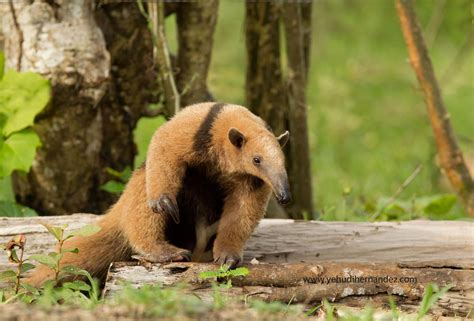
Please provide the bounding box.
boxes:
[395,0,474,216]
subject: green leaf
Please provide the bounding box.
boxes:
[0,129,41,177]
[100,180,125,194]
[0,70,50,136]
[423,194,457,216]
[48,251,63,263]
[41,223,64,242]
[0,200,37,217]
[69,224,101,238]
[29,254,57,268]
[61,247,79,254]
[20,262,35,274]
[0,51,4,80]
[20,283,40,295]
[417,283,453,319]
[0,270,16,280]
[63,280,91,292]
[61,265,80,274]
[0,176,15,202]
[105,167,132,182]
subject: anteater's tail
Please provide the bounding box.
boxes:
[24,215,131,287]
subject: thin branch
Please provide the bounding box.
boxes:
[424,0,447,49]
[371,164,423,220]
[8,0,23,71]
[395,0,474,217]
[137,0,180,117]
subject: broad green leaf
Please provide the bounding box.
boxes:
[69,224,101,238]
[0,70,50,136]
[0,176,15,202]
[20,262,35,274]
[423,194,457,216]
[0,270,16,280]
[0,51,4,80]
[0,129,41,177]
[0,200,37,217]
[41,223,64,242]
[100,180,125,194]
[63,280,91,292]
[29,254,57,268]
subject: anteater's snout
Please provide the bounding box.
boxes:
[276,189,292,205]
[274,178,292,205]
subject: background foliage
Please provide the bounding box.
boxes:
[134,0,473,220]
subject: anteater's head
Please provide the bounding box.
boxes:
[226,126,292,205]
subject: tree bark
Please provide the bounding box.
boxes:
[245,2,287,135]
[3,1,158,215]
[395,0,474,217]
[282,3,314,219]
[175,0,218,106]
[4,0,110,215]
[245,2,314,219]
[93,2,158,212]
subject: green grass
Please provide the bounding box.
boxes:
[135,0,474,220]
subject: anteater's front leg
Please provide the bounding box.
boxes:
[146,139,187,224]
[213,183,272,267]
[122,168,191,262]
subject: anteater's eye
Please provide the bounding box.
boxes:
[253,156,261,165]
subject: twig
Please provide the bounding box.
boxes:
[424,0,447,49]
[8,0,23,71]
[441,31,474,85]
[371,164,423,220]
[137,0,180,117]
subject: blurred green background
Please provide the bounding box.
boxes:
[135,0,473,221]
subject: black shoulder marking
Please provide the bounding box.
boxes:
[249,176,265,191]
[193,103,226,152]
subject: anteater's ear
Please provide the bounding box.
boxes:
[228,128,245,149]
[277,130,290,148]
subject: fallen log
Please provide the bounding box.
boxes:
[0,215,472,317]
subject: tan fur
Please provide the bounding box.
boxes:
[26,102,290,286]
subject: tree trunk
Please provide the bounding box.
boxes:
[93,2,158,212]
[175,0,218,106]
[283,3,314,220]
[3,1,157,215]
[4,0,110,215]
[245,2,287,135]
[245,2,314,219]
[395,0,474,217]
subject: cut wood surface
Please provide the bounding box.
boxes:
[0,215,472,317]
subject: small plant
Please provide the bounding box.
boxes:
[199,265,249,287]
[0,65,51,217]
[417,283,453,320]
[30,223,100,285]
[100,166,132,194]
[1,223,101,306]
[1,234,35,297]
